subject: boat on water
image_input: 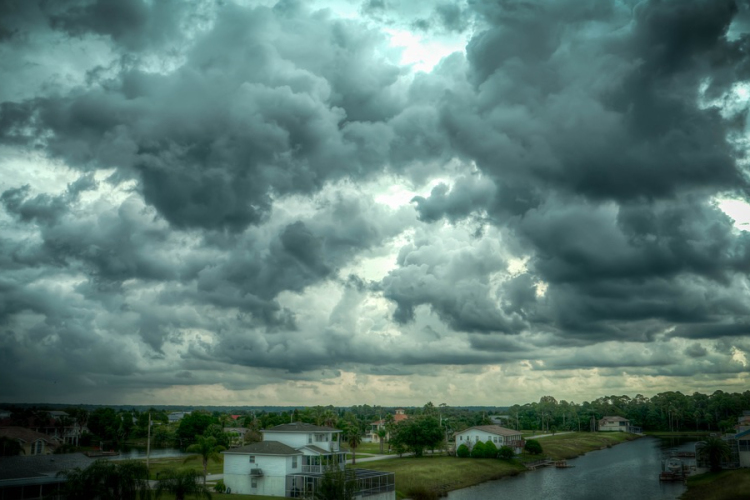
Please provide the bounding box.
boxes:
[555,460,575,468]
[659,456,693,482]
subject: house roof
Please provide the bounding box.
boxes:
[301,445,332,455]
[456,425,522,437]
[263,422,341,433]
[223,441,300,456]
[600,416,629,421]
[0,453,95,482]
[0,427,58,445]
[371,413,409,425]
[735,429,750,439]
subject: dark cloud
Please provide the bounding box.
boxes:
[2,0,750,403]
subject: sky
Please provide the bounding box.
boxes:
[2,0,750,407]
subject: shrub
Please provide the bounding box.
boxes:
[456,444,470,458]
[213,479,227,493]
[525,439,543,455]
[471,442,486,458]
[405,485,439,500]
[483,440,498,458]
[498,445,514,460]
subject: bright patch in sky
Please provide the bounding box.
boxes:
[716,197,750,229]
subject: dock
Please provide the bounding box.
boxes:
[524,458,554,470]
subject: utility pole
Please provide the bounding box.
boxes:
[146,412,151,469]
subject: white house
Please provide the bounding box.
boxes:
[598,416,632,432]
[454,425,524,454]
[223,422,395,499]
[167,412,190,423]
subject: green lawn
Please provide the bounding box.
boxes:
[644,431,712,438]
[356,455,525,499]
[522,432,638,461]
[146,456,224,480]
[681,469,750,500]
[343,442,396,455]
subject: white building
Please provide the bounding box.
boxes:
[223,422,395,499]
[454,425,524,454]
[598,416,632,432]
[167,412,190,423]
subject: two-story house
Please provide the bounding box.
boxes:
[223,422,395,499]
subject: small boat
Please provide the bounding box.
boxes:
[555,460,575,468]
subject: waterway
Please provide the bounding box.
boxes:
[109,447,188,460]
[447,437,696,500]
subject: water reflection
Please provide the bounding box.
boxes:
[448,437,694,500]
[109,447,187,460]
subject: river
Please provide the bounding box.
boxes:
[447,437,695,500]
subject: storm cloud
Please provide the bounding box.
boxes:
[1,0,750,405]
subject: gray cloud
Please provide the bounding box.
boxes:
[1,0,750,404]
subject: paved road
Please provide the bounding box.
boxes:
[525,431,574,439]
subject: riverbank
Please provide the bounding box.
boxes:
[362,432,639,499]
[680,469,750,500]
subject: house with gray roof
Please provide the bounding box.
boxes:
[454,425,525,454]
[0,452,95,499]
[223,422,394,499]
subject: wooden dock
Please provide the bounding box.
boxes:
[524,458,554,470]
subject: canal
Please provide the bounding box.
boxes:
[447,437,696,500]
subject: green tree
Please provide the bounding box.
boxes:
[377,428,387,454]
[390,416,443,457]
[456,444,470,458]
[176,413,216,446]
[0,436,24,456]
[498,445,514,460]
[184,436,226,485]
[697,437,731,472]
[59,459,151,500]
[345,424,362,465]
[311,463,358,500]
[471,442,486,458]
[155,468,212,500]
[524,439,543,455]
[483,440,498,458]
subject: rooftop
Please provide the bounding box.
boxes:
[223,441,300,456]
[0,453,95,482]
[263,422,341,433]
[458,425,521,437]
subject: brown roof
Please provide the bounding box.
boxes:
[0,427,58,446]
[371,413,409,425]
[600,416,629,421]
[457,425,521,437]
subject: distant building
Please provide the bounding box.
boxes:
[367,409,409,443]
[0,452,95,499]
[454,425,525,454]
[167,412,190,423]
[598,416,636,432]
[0,427,59,456]
[222,422,395,499]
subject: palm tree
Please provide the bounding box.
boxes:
[344,425,362,465]
[58,459,151,500]
[184,435,226,485]
[376,429,387,454]
[155,468,211,500]
[697,436,731,472]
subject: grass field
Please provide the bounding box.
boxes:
[524,432,639,461]
[357,455,525,499]
[644,431,712,438]
[681,469,750,500]
[145,455,224,480]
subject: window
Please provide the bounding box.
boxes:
[251,479,257,488]
[459,436,463,441]
[292,456,298,468]
[308,434,313,444]
[249,456,255,463]
[34,440,43,455]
